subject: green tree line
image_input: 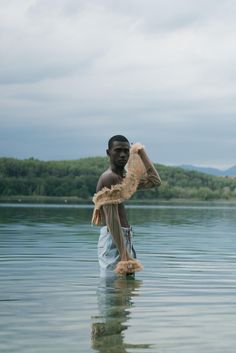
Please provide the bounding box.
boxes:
[0,157,236,201]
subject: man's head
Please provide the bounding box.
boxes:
[108,135,130,149]
[107,135,130,169]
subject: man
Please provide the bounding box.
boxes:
[92,135,161,277]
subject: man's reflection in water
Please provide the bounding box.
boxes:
[91,276,150,353]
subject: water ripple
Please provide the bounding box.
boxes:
[1,204,236,353]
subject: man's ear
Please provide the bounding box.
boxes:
[106,149,110,157]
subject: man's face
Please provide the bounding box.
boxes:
[107,141,130,168]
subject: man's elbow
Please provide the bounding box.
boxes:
[152,176,161,187]
[146,177,161,189]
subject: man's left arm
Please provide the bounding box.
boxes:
[135,145,161,189]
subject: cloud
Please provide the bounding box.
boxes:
[0,0,236,168]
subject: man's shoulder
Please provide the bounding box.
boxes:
[99,169,120,186]
[97,169,121,191]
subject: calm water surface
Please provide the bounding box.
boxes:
[0,203,236,353]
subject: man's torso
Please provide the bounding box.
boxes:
[97,169,130,227]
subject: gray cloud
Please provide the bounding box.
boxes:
[0,0,236,168]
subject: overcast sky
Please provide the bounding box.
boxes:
[0,0,236,168]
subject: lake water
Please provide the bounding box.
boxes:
[0,203,236,353]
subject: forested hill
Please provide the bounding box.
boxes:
[0,157,236,201]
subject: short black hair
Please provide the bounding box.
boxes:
[108,135,130,149]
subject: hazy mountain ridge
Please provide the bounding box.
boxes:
[180,164,236,176]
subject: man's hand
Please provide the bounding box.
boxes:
[130,142,145,154]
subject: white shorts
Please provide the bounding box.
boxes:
[98,226,137,277]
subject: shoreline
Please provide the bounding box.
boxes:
[0,195,236,205]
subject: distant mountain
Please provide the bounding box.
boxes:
[225,165,236,176]
[179,164,236,177]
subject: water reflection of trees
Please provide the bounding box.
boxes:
[1,204,233,228]
[0,205,92,225]
[126,205,232,226]
[91,277,150,353]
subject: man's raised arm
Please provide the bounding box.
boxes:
[129,143,161,189]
